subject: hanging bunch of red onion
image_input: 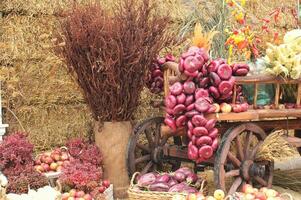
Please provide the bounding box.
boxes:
[146,54,175,94]
[164,46,250,163]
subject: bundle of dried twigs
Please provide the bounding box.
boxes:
[55,0,174,122]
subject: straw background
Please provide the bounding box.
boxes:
[0,0,299,153]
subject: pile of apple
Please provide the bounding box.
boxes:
[61,189,93,200]
[34,148,71,173]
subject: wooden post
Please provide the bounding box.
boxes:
[275,83,280,109]
[253,83,258,109]
[296,83,301,106]
[232,85,237,104]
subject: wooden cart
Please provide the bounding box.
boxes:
[126,61,301,194]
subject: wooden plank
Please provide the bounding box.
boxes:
[297,83,301,106]
[274,157,301,171]
[275,83,280,109]
[232,85,237,104]
[206,109,301,121]
[284,136,301,148]
[235,74,301,84]
[254,83,258,109]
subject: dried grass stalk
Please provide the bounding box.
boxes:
[256,130,298,162]
[274,169,301,192]
[55,0,174,121]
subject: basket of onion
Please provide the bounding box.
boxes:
[128,167,207,200]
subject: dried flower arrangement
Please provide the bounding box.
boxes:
[55,0,175,122]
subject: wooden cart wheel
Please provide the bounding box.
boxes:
[126,117,182,177]
[214,123,274,195]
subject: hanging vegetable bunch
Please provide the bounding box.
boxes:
[146,54,176,94]
[164,24,249,163]
[264,30,301,79]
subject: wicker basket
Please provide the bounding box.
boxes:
[128,172,206,200]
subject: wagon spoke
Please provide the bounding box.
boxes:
[228,177,242,195]
[254,176,268,186]
[145,129,154,148]
[228,152,241,168]
[160,136,168,146]
[155,123,161,146]
[250,141,263,159]
[235,135,244,161]
[244,131,253,158]
[225,169,240,178]
[135,155,151,164]
[141,161,153,174]
[137,143,150,153]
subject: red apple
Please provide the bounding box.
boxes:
[187,194,197,200]
[57,161,64,166]
[102,180,110,188]
[63,160,71,167]
[98,186,106,193]
[62,193,70,200]
[245,193,255,200]
[242,184,254,194]
[241,102,249,111]
[61,153,69,161]
[50,163,58,171]
[83,194,92,200]
[255,192,267,200]
[41,163,50,171]
[35,165,44,173]
[232,104,242,113]
[69,189,77,197]
[41,155,48,163]
[76,191,85,198]
[45,156,54,164]
[35,159,42,165]
[51,153,61,161]
[195,193,205,200]
[57,166,63,172]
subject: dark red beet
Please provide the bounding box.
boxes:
[187,129,193,139]
[209,86,220,99]
[218,81,233,95]
[165,94,177,109]
[185,110,200,118]
[176,93,186,104]
[209,72,221,87]
[217,64,232,80]
[195,88,209,99]
[149,182,170,192]
[196,136,213,146]
[198,145,213,159]
[191,115,207,126]
[235,68,249,76]
[188,143,199,160]
[164,117,176,132]
[212,138,218,151]
[208,128,218,139]
[176,115,187,127]
[208,60,219,73]
[173,104,186,115]
[199,77,210,88]
[184,56,202,73]
[184,70,198,78]
[185,95,194,106]
[187,120,194,130]
[195,99,210,113]
[205,119,216,131]
[170,82,183,96]
[183,81,196,94]
[186,103,195,111]
[193,127,208,137]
